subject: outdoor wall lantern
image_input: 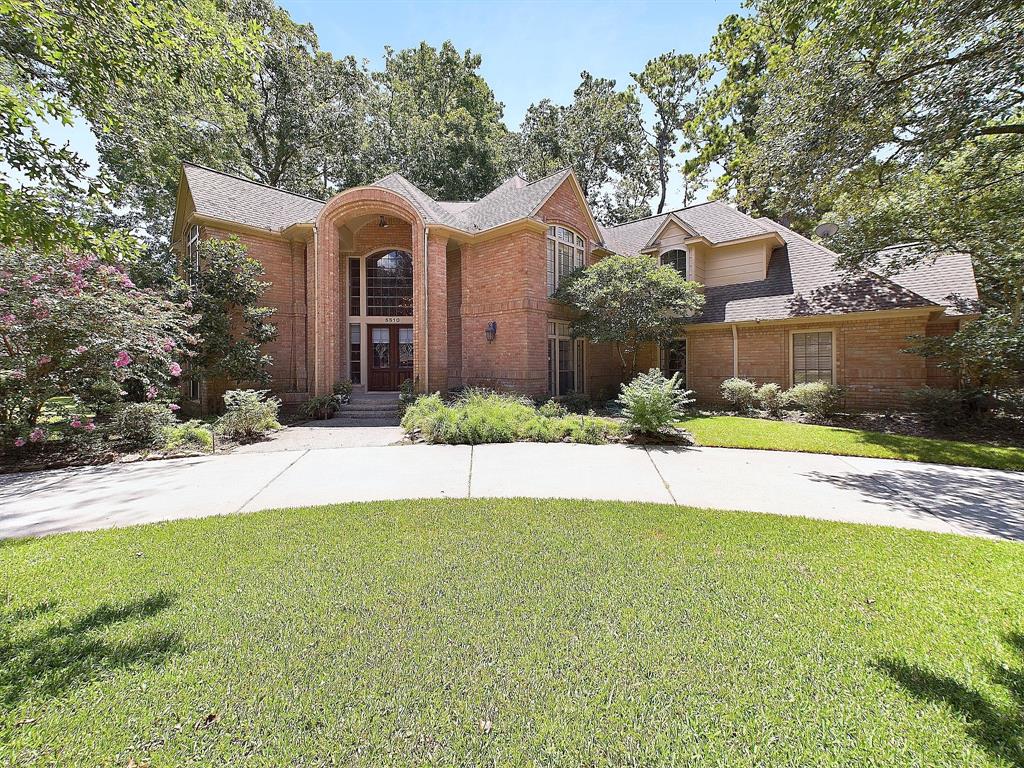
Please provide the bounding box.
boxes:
[485,320,497,342]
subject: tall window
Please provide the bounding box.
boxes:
[186,224,200,286]
[547,226,586,296]
[348,258,360,316]
[366,250,413,316]
[349,324,361,384]
[792,331,833,384]
[547,321,584,396]
[660,249,686,278]
[661,339,686,383]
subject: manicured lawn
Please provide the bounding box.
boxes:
[3,499,1023,766]
[681,414,1024,471]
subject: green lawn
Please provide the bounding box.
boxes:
[3,500,1023,766]
[680,414,1024,471]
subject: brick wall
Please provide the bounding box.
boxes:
[447,247,463,389]
[685,311,954,411]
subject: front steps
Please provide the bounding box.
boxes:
[330,392,404,427]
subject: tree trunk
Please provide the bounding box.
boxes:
[656,148,668,214]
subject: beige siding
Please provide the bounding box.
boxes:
[703,241,768,287]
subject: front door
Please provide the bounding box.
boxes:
[368,324,413,391]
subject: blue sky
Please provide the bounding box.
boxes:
[51,0,743,208]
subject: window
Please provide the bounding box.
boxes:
[546,226,586,296]
[186,224,200,286]
[547,321,585,396]
[189,376,201,402]
[661,339,686,383]
[660,249,686,279]
[792,331,833,384]
[349,323,361,384]
[398,326,413,370]
[348,258,361,317]
[366,250,413,316]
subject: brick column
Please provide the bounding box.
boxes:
[412,231,448,393]
[312,223,342,395]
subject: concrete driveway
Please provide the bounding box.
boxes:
[1,442,1022,540]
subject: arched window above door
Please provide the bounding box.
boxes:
[366,249,413,316]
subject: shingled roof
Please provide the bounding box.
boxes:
[600,201,773,254]
[182,164,325,231]
[690,220,976,324]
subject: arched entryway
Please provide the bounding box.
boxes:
[352,248,414,391]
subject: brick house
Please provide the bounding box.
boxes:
[172,162,978,411]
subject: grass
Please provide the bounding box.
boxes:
[680,414,1024,471]
[3,498,1024,766]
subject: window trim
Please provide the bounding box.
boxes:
[547,320,585,396]
[660,337,688,390]
[789,328,836,387]
[546,225,586,297]
[659,248,687,280]
[185,223,200,286]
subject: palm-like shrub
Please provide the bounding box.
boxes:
[618,369,694,435]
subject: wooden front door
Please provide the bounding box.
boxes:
[368,324,413,391]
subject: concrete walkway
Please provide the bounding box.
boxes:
[2,442,1022,540]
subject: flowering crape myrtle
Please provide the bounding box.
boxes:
[0,247,195,448]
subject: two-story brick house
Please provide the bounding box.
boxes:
[172,162,978,411]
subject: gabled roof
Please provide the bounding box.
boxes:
[180,163,324,233]
[876,245,980,314]
[691,220,944,324]
[600,200,774,255]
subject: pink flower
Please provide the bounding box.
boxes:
[84,421,96,432]
[121,275,135,289]
[1,313,15,326]
[73,345,88,354]
[14,437,26,447]
[70,418,82,428]
[114,350,132,368]
[168,362,182,377]
[29,428,45,443]
[161,338,176,352]
[169,403,181,412]
[31,298,43,307]
[36,354,51,366]
[9,370,26,380]
[71,274,87,291]
[146,385,158,400]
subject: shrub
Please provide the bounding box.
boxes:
[720,378,757,412]
[113,402,177,448]
[907,386,969,429]
[558,390,591,414]
[401,389,616,445]
[217,389,281,441]
[538,399,569,418]
[162,420,213,452]
[786,381,845,420]
[756,383,786,418]
[618,368,694,435]
[299,394,339,420]
[399,377,416,407]
[333,378,353,397]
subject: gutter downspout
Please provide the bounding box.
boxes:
[423,226,430,393]
[731,323,738,379]
[312,223,320,394]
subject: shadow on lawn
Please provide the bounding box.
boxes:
[0,591,182,712]
[850,429,1024,471]
[876,632,1024,767]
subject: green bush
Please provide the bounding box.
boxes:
[538,399,569,418]
[217,389,281,441]
[332,378,353,397]
[907,386,969,429]
[113,402,177,448]
[720,378,757,412]
[299,394,339,420]
[399,377,416,407]
[756,383,786,418]
[401,389,617,445]
[162,420,213,452]
[558,390,591,414]
[786,381,845,420]
[618,369,694,435]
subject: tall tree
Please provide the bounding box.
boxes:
[516,72,653,219]
[0,0,260,254]
[366,41,512,200]
[632,52,702,213]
